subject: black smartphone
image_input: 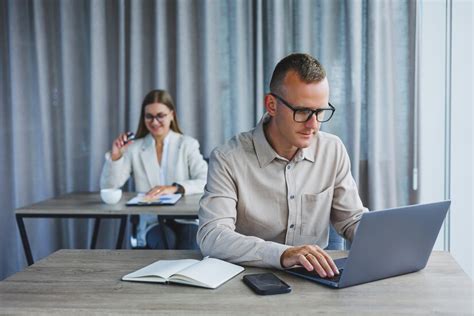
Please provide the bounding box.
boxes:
[243,273,291,295]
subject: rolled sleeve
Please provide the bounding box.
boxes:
[197,149,289,269]
[330,140,368,241]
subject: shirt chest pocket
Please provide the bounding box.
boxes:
[300,187,334,236]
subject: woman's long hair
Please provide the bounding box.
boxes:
[135,89,183,138]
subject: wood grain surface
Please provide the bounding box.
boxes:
[15,192,202,216]
[0,250,472,315]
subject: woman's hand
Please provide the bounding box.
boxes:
[110,132,134,161]
[145,185,178,199]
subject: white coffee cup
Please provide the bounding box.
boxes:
[100,188,122,205]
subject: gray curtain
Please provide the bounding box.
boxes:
[0,0,416,280]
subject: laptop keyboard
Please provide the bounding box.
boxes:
[289,267,344,283]
[325,269,343,282]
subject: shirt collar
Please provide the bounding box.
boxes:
[252,113,317,168]
[301,134,317,163]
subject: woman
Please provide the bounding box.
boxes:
[100,89,207,249]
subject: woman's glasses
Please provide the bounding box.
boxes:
[144,112,170,123]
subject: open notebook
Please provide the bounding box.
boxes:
[122,257,244,289]
[126,193,182,206]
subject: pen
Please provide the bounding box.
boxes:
[124,132,135,144]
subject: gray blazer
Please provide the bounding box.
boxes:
[100,131,207,194]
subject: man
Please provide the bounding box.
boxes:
[197,53,367,278]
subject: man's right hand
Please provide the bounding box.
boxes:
[280,245,339,278]
[111,132,133,161]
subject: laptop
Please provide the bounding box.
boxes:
[286,200,450,288]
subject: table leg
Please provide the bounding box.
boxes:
[16,214,34,266]
[91,218,101,249]
[116,216,127,249]
[158,217,170,249]
[130,215,139,239]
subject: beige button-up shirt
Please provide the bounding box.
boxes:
[198,114,367,269]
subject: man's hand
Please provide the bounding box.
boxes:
[280,245,339,278]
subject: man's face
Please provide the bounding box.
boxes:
[269,71,330,150]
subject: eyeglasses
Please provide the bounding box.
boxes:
[144,112,170,123]
[270,93,335,123]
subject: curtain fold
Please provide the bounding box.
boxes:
[0,0,415,280]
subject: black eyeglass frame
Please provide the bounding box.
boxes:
[144,112,171,123]
[270,93,335,123]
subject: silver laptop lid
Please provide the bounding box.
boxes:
[339,200,450,288]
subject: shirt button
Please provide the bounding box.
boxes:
[289,195,295,199]
[287,165,291,170]
[290,224,295,229]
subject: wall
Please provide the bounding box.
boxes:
[419,0,473,279]
[450,0,473,280]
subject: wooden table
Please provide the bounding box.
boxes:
[15,192,202,266]
[0,250,472,314]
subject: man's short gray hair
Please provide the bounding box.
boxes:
[270,53,326,94]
